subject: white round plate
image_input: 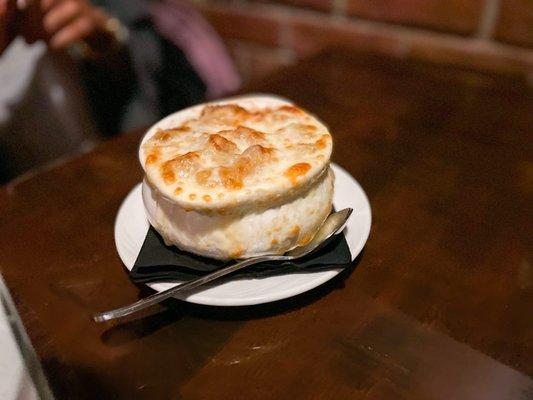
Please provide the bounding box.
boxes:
[114,163,371,306]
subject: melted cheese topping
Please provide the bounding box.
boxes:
[143,103,332,212]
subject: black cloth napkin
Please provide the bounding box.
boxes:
[130,225,352,283]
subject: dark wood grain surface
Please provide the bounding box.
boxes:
[1,49,532,400]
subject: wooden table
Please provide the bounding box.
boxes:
[1,49,532,399]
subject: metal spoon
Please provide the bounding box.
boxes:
[93,208,353,322]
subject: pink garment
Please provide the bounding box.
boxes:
[149,0,241,99]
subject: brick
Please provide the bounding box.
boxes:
[289,12,533,77]
[225,40,295,84]
[345,0,484,35]
[290,14,408,57]
[494,0,533,47]
[408,36,533,77]
[245,43,295,83]
[197,2,286,47]
[252,0,332,12]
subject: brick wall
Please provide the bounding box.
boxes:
[193,0,533,85]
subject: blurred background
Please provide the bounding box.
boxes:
[200,0,533,85]
[0,0,531,184]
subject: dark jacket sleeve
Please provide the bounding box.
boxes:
[80,0,206,136]
[79,44,137,137]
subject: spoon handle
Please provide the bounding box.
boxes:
[92,254,284,322]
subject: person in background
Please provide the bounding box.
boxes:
[0,0,109,182]
[147,0,241,101]
[0,0,240,184]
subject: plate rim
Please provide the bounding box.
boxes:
[114,162,371,306]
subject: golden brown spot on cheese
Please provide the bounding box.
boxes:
[153,130,172,141]
[201,104,251,126]
[220,126,265,145]
[291,225,300,237]
[208,134,238,153]
[162,170,175,184]
[296,124,318,138]
[169,125,191,133]
[183,151,200,160]
[271,238,278,246]
[174,187,183,195]
[278,105,303,114]
[202,104,248,118]
[237,145,274,172]
[161,151,200,180]
[219,166,244,190]
[315,134,330,149]
[196,169,214,188]
[287,143,316,154]
[216,145,275,190]
[145,153,158,165]
[189,193,197,200]
[203,195,212,203]
[284,163,311,184]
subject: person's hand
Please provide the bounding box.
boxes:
[0,0,17,54]
[40,0,110,50]
[18,0,116,53]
